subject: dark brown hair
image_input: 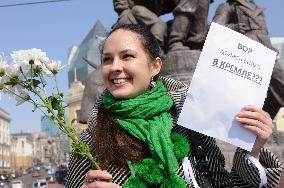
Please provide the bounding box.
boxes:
[100,24,162,62]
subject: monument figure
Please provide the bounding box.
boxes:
[113,0,213,52]
[78,58,105,124]
[213,0,273,50]
[113,0,169,49]
[169,0,213,51]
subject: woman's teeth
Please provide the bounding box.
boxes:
[112,78,128,84]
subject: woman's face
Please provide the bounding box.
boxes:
[101,29,161,99]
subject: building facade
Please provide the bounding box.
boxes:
[31,132,68,167]
[0,108,11,175]
[66,79,85,135]
[11,133,33,171]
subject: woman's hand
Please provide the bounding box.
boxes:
[81,170,120,188]
[236,105,273,159]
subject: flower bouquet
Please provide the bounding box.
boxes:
[0,48,100,170]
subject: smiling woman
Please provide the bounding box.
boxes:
[66,24,283,188]
[101,27,161,99]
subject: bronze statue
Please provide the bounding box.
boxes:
[113,0,170,49]
[213,0,273,49]
[78,58,105,124]
[113,0,212,52]
[263,62,284,119]
[168,0,212,51]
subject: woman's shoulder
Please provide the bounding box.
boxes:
[159,76,189,93]
[86,91,106,132]
[159,76,190,124]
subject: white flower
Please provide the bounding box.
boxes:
[11,48,49,66]
[11,48,50,76]
[1,63,23,96]
[5,63,21,78]
[45,60,65,75]
[0,53,8,77]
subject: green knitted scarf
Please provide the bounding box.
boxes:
[103,80,179,178]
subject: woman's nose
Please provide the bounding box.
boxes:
[110,57,123,72]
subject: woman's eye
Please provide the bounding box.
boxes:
[123,54,134,60]
[102,57,112,64]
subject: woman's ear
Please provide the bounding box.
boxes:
[152,57,162,77]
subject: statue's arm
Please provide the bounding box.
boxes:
[212,3,239,30]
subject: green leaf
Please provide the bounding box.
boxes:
[0,83,4,90]
[46,96,62,111]
[27,79,41,88]
[33,66,42,75]
[0,69,5,77]
[5,76,20,86]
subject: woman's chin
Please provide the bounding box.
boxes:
[111,92,131,99]
[110,88,139,99]
[108,81,134,98]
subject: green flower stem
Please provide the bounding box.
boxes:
[33,87,101,170]
[38,92,100,170]
[27,78,101,170]
[11,66,101,171]
[48,108,101,170]
[85,151,101,170]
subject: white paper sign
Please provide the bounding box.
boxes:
[177,22,277,151]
